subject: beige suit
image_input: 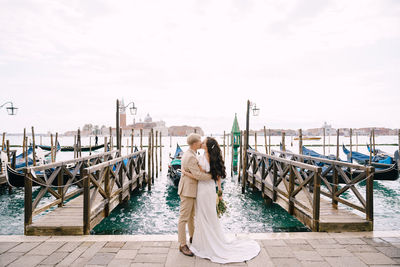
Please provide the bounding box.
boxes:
[178,149,212,245]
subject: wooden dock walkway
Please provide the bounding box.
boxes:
[242,149,374,232]
[24,150,148,236]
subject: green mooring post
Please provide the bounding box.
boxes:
[231,113,241,174]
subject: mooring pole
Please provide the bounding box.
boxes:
[116,99,121,154]
[323,127,326,156]
[336,129,339,160]
[264,126,267,154]
[31,127,36,166]
[242,100,250,194]
[298,129,303,155]
[281,131,286,151]
[159,131,162,172]
[350,128,353,163]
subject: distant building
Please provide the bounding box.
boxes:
[168,126,204,136]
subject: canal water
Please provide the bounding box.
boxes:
[0,135,399,235]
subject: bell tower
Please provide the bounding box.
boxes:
[120,98,127,128]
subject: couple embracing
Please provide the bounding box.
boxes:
[177,133,260,264]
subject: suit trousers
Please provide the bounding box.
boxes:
[178,195,196,245]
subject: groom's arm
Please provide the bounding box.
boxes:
[186,157,212,181]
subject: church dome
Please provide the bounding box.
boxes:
[144,113,152,123]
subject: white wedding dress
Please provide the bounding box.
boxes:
[189,154,260,264]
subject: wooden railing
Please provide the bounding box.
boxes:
[82,150,147,234]
[24,150,119,233]
[244,149,374,231]
[271,149,374,223]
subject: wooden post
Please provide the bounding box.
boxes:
[288,166,295,215]
[312,168,321,231]
[356,131,359,152]
[6,140,10,163]
[369,132,372,165]
[40,135,42,146]
[155,130,158,178]
[170,135,172,148]
[372,128,376,156]
[147,130,152,190]
[89,136,92,155]
[120,128,123,154]
[109,126,113,150]
[151,129,154,183]
[50,133,54,162]
[349,128,353,163]
[242,131,247,193]
[31,127,36,166]
[243,100,251,193]
[55,132,58,161]
[23,128,26,160]
[83,169,90,234]
[366,166,374,227]
[126,138,129,155]
[131,129,134,153]
[58,164,63,207]
[73,135,77,159]
[332,162,338,208]
[264,126,267,154]
[25,137,28,167]
[140,128,143,150]
[298,129,303,155]
[1,132,5,151]
[77,129,82,158]
[281,131,286,151]
[272,160,277,201]
[254,131,257,151]
[238,130,243,183]
[336,129,339,160]
[104,137,107,153]
[24,169,33,234]
[104,167,110,216]
[268,129,271,155]
[226,134,229,155]
[159,131,162,172]
[223,131,226,160]
[323,128,326,156]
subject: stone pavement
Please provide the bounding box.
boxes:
[1,231,400,267]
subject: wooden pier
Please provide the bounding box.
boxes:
[242,149,375,232]
[24,149,148,235]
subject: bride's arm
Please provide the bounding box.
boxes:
[217,177,223,200]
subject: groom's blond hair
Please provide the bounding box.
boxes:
[187,133,201,146]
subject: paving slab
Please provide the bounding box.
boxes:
[0,242,19,254]
[115,249,138,259]
[0,252,24,266]
[265,246,294,258]
[354,252,397,265]
[8,255,47,267]
[293,250,324,261]
[27,242,64,256]
[271,258,301,267]
[8,242,41,253]
[316,248,354,257]
[376,246,400,258]
[86,252,115,265]
[324,256,368,267]
[40,252,68,265]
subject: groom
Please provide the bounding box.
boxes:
[178,133,212,256]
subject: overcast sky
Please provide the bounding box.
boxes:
[0,0,399,134]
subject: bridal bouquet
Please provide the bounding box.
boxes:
[216,190,228,218]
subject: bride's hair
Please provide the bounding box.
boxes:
[206,137,226,181]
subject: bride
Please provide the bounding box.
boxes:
[182,137,260,264]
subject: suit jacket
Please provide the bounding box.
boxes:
[178,148,212,198]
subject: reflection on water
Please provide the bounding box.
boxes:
[92,173,309,234]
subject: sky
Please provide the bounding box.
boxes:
[0,0,399,134]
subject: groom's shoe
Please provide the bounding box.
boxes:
[179,245,194,257]
[189,237,193,244]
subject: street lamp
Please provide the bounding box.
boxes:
[242,100,260,193]
[0,102,18,115]
[116,100,138,152]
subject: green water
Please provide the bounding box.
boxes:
[92,173,309,235]
[0,168,399,235]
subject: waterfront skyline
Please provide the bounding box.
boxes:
[1,0,399,134]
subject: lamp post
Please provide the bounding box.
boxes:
[0,102,18,115]
[116,100,137,153]
[242,100,260,193]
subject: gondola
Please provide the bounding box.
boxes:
[343,145,393,165]
[38,143,106,152]
[167,144,183,187]
[5,164,80,188]
[60,143,106,152]
[302,146,398,181]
